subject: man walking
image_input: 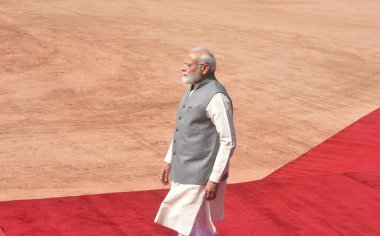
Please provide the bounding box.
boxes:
[155,47,236,236]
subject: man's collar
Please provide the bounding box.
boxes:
[192,74,216,90]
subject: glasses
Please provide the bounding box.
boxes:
[182,62,207,70]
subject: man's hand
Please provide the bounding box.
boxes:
[204,180,219,201]
[160,163,171,185]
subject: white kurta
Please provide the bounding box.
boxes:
[155,85,236,235]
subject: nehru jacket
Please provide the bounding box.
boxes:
[170,74,231,185]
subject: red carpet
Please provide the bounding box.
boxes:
[1,108,380,235]
[266,108,380,179]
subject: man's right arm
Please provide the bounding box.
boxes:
[160,140,172,185]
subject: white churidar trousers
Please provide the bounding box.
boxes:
[178,200,214,236]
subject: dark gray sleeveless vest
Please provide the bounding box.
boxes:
[170,74,231,184]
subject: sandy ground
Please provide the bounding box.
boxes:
[0,0,379,201]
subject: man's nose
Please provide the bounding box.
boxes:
[181,65,187,72]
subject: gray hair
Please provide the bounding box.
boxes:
[189,47,216,73]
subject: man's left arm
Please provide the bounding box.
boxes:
[204,93,236,200]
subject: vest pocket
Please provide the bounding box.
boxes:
[181,129,205,152]
[185,106,206,128]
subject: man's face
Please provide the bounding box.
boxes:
[181,54,202,84]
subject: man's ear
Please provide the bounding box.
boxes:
[201,64,210,75]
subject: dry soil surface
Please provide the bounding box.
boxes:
[0,0,379,201]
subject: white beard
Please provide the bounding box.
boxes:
[181,68,202,84]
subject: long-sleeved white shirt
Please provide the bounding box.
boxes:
[164,84,236,183]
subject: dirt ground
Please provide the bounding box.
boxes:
[0,0,379,201]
